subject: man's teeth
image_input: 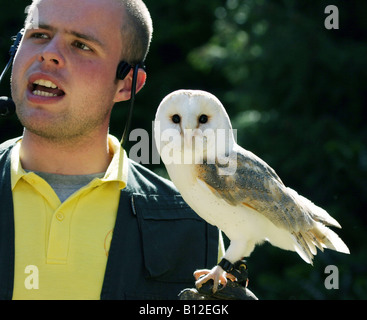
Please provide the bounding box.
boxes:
[33,79,58,89]
[33,90,58,97]
[32,79,61,97]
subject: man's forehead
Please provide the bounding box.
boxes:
[28,0,124,28]
[26,0,125,47]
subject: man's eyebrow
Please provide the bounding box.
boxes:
[36,23,105,48]
[68,30,105,48]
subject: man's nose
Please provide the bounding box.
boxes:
[38,36,66,68]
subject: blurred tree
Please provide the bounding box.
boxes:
[189,0,367,299]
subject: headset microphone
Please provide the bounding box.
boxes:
[0,29,24,117]
[0,97,15,117]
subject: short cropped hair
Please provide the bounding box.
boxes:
[118,0,153,64]
[25,0,153,65]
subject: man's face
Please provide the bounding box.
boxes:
[11,0,126,142]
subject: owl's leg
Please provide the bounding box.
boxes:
[194,240,253,293]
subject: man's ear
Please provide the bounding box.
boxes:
[113,68,147,102]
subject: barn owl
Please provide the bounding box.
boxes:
[154,89,349,293]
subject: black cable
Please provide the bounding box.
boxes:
[120,63,140,148]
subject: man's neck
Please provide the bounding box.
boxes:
[19,130,113,175]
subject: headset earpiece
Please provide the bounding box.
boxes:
[10,29,24,57]
[0,29,25,117]
[0,29,24,83]
[116,61,132,80]
[116,61,146,80]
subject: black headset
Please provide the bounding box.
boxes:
[0,29,24,117]
[0,28,144,148]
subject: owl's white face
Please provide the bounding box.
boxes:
[154,90,234,165]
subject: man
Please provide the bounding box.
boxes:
[0,0,219,299]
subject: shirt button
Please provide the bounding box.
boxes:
[56,212,64,221]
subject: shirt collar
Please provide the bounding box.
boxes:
[10,140,25,190]
[103,134,128,189]
[11,134,128,190]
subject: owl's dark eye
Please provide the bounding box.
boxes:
[172,114,181,124]
[199,114,208,124]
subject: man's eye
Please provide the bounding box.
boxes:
[30,32,50,40]
[73,41,92,52]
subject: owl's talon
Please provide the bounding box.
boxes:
[194,265,229,293]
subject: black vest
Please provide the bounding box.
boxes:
[0,138,219,300]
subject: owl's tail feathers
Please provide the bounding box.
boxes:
[292,224,350,265]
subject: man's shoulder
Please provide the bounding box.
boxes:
[126,158,179,195]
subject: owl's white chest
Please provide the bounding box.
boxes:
[164,163,272,243]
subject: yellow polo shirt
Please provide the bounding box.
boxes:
[11,135,128,300]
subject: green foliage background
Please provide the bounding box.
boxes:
[1,0,366,299]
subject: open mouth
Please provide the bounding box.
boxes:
[30,79,65,97]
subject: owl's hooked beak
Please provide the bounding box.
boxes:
[182,128,203,150]
[183,129,192,149]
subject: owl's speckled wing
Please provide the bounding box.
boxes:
[195,146,341,235]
